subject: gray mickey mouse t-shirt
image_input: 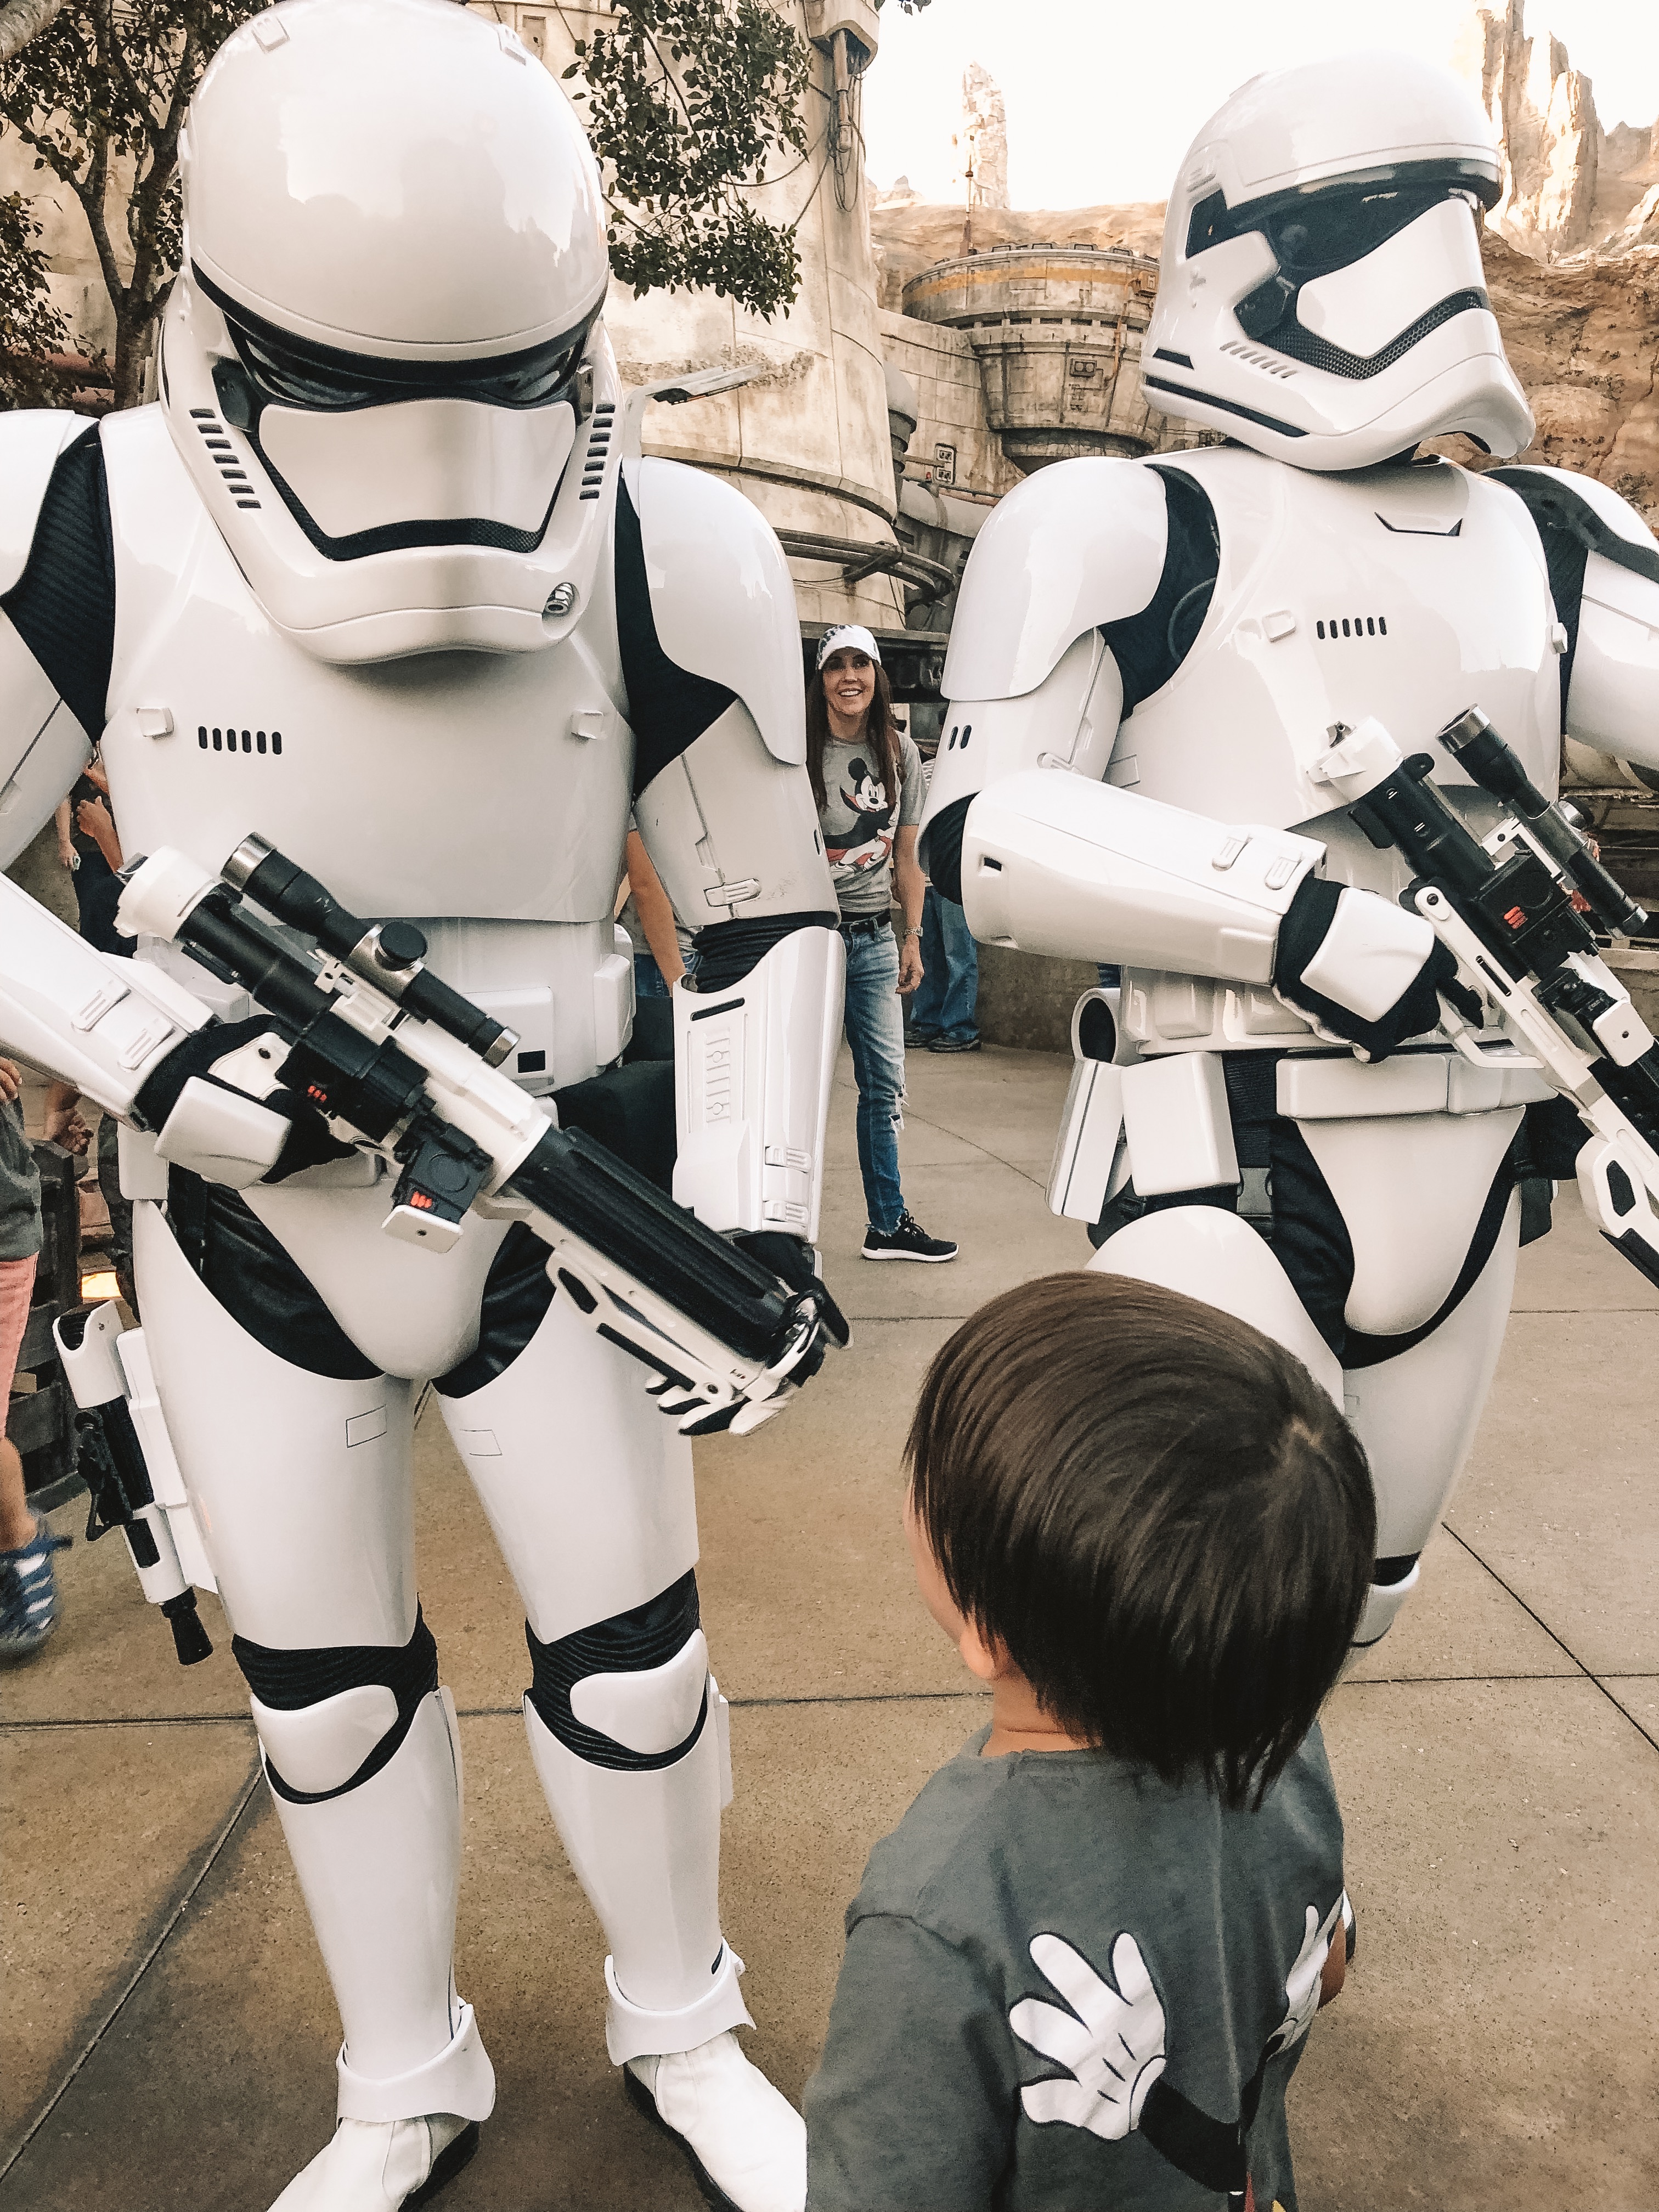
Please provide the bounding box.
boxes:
[805,1723,1345,2211]
[818,733,926,921]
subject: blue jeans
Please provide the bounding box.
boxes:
[843,922,906,1233]
[635,952,671,1000]
[909,888,978,1043]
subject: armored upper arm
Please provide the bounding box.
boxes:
[0,413,109,867]
[618,456,833,953]
[1491,465,1659,769]
[922,459,1204,895]
[614,458,841,1242]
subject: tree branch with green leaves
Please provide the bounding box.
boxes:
[0,0,262,410]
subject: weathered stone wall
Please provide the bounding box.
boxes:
[0,132,130,366]
[974,945,1097,1053]
[877,309,1023,501]
[870,195,1167,314]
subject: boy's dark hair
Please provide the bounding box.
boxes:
[905,1272,1375,1809]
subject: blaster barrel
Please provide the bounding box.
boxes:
[1347,751,1494,899]
[505,1125,800,1370]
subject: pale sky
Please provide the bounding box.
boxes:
[860,0,1659,211]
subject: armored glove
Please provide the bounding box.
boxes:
[1273,876,1466,1062]
[641,1228,849,1435]
[133,1017,355,1187]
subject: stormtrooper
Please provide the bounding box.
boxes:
[921,53,1659,1655]
[0,3,848,2207]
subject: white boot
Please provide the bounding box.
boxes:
[267,2113,476,2212]
[626,2030,806,2212]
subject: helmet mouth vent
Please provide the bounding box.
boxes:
[1261,286,1491,382]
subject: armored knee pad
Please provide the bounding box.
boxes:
[526,1570,709,1770]
[234,1609,439,1801]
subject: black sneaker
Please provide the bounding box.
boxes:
[862,1211,958,1263]
[926,1034,981,1053]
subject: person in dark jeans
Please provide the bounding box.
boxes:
[0,1058,69,1657]
[908,884,980,1053]
[809,627,956,1263]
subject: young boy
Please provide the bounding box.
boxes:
[804,1272,1374,2211]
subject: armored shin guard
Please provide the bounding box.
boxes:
[521,1571,749,2064]
[238,1623,495,2124]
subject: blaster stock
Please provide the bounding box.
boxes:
[1333,708,1659,1285]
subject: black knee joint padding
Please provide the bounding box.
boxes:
[234,1608,439,1804]
[526,1570,706,1773]
[1373,1553,1420,1588]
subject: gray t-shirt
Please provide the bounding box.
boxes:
[805,1723,1345,2212]
[0,1098,42,1264]
[818,732,924,919]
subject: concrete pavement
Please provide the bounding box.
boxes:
[3,1045,1657,2209]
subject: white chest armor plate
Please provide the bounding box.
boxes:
[1114,449,1563,1058]
[95,409,637,1091]
[1113,449,1561,849]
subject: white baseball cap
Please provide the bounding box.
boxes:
[815,623,883,671]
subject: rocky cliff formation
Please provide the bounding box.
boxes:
[1428,233,1659,527]
[1454,1,1659,258]
[960,61,1009,212]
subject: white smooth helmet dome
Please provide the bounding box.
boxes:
[183,0,609,360]
[1146,52,1533,472]
[160,0,622,665]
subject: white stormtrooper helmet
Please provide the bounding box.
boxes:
[161,0,616,663]
[1144,52,1534,472]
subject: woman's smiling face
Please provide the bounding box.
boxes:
[822,647,876,725]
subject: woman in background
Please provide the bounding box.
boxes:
[809,627,957,1263]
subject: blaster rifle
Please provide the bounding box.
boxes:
[1328,708,1659,1283]
[118,839,847,1436]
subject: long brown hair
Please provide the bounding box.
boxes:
[805,652,902,814]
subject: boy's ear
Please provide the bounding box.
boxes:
[957,1617,1008,1685]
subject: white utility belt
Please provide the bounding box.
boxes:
[1049,1030,1556,1225]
